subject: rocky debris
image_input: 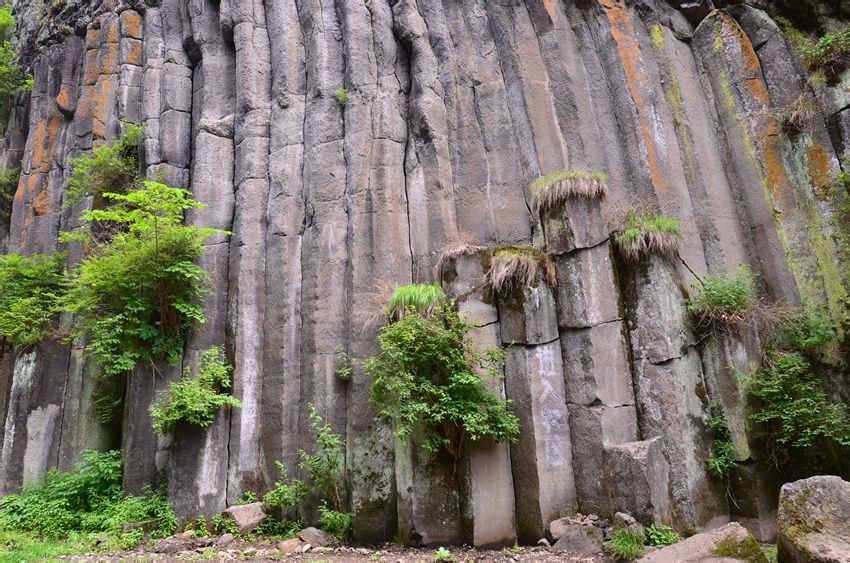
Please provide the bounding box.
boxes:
[298,526,336,547]
[277,538,304,553]
[121,520,159,534]
[221,502,267,534]
[639,522,766,562]
[214,533,234,548]
[777,475,850,563]
[613,512,644,537]
[549,514,605,556]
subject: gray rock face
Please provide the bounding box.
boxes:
[777,476,850,563]
[0,0,847,548]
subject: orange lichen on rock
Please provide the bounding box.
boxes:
[805,144,832,193]
[30,114,62,173]
[91,78,114,140]
[599,0,670,193]
[33,189,52,216]
[123,39,143,66]
[120,11,143,40]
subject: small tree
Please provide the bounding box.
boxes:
[366,303,519,467]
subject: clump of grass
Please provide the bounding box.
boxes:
[334,86,350,106]
[486,246,556,295]
[605,529,645,560]
[530,169,608,217]
[434,242,484,279]
[688,265,759,331]
[777,93,818,136]
[614,211,681,262]
[386,284,446,322]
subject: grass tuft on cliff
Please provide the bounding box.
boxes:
[614,211,681,262]
[688,265,759,331]
[386,283,446,322]
[529,169,608,217]
[486,245,556,295]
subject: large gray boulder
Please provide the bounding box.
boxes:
[777,476,850,563]
[221,502,267,535]
[640,522,766,562]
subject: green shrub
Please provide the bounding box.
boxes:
[434,547,453,562]
[0,5,32,120]
[386,283,446,322]
[318,501,351,541]
[615,211,681,262]
[334,87,350,106]
[706,413,738,479]
[688,265,758,330]
[802,28,850,74]
[646,523,680,546]
[62,181,222,377]
[366,303,519,462]
[746,353,850,456]
[0,165,18,223]
[0,252,66,346]
[605,529,645,560]
[211,513,238,535]
[255,516,302,539]
[263,404,350,529]
[149,347,242,435]
[0,450,176,548]
[65,124,144,208]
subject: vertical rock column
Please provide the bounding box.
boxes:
[622,253,725,529]
[499,258,576,543]
[544,197,642,518]
[440,249,516,547]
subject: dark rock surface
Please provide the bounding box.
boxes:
[0,0,848,547]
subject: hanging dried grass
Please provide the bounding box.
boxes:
[615,211,681,262]
[434,242,485,280]
[486,246,556,295]
[530,169,608,217]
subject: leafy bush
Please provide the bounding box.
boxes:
[334,87,350,106]
[318,501,351,541]
[62,181,222,377]
[614,211,681,262]
[605,529,645,560]
[366,303,519,462]
[706,413,738,479]
[65,124,144,208]
[0,5,32,119]
[386,283,446,322]
[646,523,680,546]
[149,346,242,435]
[0,165,18,223]
[0,252,66,346]
[802,28,850,75]
[263,405,350,536]
[688,265,758,330]
[746,353,850,457]
[0,450,176,548]
[434,547,453,561]
[255,516,302,538]
[211,513,238,535]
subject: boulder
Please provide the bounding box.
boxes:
[551,519,604,556]
[298,526,336,547]
[777,475,850,563]
[639,522,766,562]
[221,502,267,534]
[215,533,234,548]
[277,538,304,553]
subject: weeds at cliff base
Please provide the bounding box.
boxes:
[605,529,645,560]
[0,450,176,550]
[646,523,680,546]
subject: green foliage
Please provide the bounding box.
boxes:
[65,124,144,208]
[650,24,665,50]
[688,265,758,330]
[646,523,680,546]
[335,345,353,382]
[62,181,222,377]
[0,252,66,346]
[802,28,850,74]
[763,544,778,563]
[0,450,176,549]
[192,516,209,537]
[318,501,351,542]
[0,5,32,120]
[0,530,89,561]
[366,303,519,462]
[211,513,238,535]
[149,346,242,435]
[0,165,18,224]
[745,353,850,456]
[255,516,302,539]
[235,491,257,505]
[706,413,738,479]
[262,461,308,511]
[334,87,350,106]
[605,529,646,560]
[615,211,681,261]
[386,283,446,322]
[299,403,345,511]
[434,547,453,561]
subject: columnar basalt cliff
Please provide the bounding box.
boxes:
[0,0,848,548]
